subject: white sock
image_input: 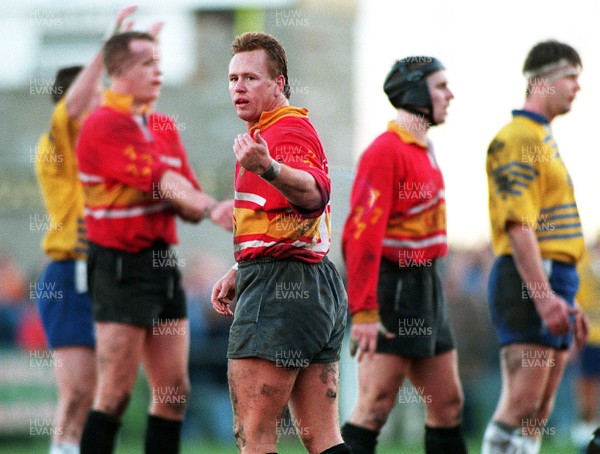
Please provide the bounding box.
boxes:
[50,443,80,454]
[522,435,541,454]
[572,420,598,449]
[482,421,526,454]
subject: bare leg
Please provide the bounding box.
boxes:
[408,349,464,427]
[483,344,568,453]
[92,322,145,417]
[288,362,344,454]
[347,353,409,431]
[494,344,567,429]
[142,319,190,420]
[53,347,96,443]
[228,358,298,453]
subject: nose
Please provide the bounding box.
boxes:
[234,79,246,92]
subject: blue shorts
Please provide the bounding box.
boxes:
[488,255,578,350]
[580,345,600,377]
[36,260,95,349]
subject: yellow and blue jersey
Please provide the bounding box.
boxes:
[35,98,87,260]
[486,110,584,264]
[577,248,600,346]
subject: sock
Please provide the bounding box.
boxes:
[50,443,80,454]
[523,435,541,454]
[341,423,378,454]
[425,425,467,454]
[587,427,600,454]
[573,421,599,450]
[482,420,525,454]
[80,411,120,454]
[320,443,354,453]
[144,414,182,454]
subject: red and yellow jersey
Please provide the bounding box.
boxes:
[35,98,87,260]
[233,106,331,263]
[77,90,201,253]
[342,121,447,319]
[487,110,584,263]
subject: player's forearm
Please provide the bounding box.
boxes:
[265,162,324,211]
[158,170,215,222]
[65,52,104,119]
[507,222,552,300]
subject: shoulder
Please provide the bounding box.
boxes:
[81,107,133,135]
[360,131,404,162]
[496,117,540,143]
[267,115,322,150]
[488,118,540,158]
[49,99,70,125]
[273,114,317,135]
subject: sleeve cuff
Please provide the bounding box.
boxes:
[351,309,381,324]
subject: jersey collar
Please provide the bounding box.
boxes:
[249,106,308,135]
[102,89,151,116]
[512,109,549,125]
[387,121,427,148]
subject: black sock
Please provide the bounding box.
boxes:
[424,425,468,454]
[341,423,378,454]
[144,414,182,454]
[321,442,354,453]
[588,427,600,454]
[80,410,121,454]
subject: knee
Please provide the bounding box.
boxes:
[535,398,556,422]
[64,384,94,410]
[511,397,542,423]
[357,390,397,430]
[152,379,190,417]
[100,389,132,419]
[427,390,464,426]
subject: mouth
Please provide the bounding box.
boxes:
[234,98,249,107]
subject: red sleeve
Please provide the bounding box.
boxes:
[268,119,330,218]
[342,135,397,318]
[167,120,202,191]
[77,110,169,193]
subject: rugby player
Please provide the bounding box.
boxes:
[340,57,468,454]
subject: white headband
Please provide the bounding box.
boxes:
[524,58,581,81]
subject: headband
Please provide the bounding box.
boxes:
[524,58,581,81]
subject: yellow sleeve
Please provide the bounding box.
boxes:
[487,127,542,232]
[35,99,86,259]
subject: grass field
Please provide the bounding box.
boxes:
[0,437,580,453]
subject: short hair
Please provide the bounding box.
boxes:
[523,40,582,75]
[51,66,83,104]
[103,31,155,76]
[231,32,290,99]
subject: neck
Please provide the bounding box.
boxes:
[109,82,147,114]
[395,109,429,143]
[522,97,554,123]
[246,96,289,131]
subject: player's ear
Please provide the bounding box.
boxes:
[275,74,285,95]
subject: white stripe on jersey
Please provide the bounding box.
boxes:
[383,233,447,249]
[235,191,267,207]
[84,202,170,219]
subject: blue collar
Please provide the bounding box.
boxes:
[512,109,549,125]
